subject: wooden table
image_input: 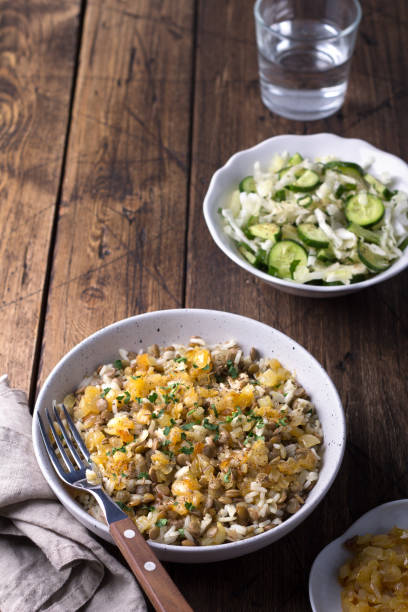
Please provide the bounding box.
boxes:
[1,1,407,610]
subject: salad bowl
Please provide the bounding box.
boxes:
[203,134,408,297]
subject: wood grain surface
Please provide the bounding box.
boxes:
[37,0,195,389]
[0,0,80,393]
[1,0,407,610]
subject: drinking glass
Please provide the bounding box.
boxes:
[254,0,362,120]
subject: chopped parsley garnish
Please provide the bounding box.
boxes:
[223,469,231,482]
[192,364,199,369]
[131,375,141,380]
[226,360,238,379]
[100,387,111,398]
[163,425,172,436]
[278,418,288,427]
[123,390,131,404]
[187,408,196,416]
[203,418,219,431]
[152,408,164,419]
[180,445,194,454]
[138,472,149,479]
[114,359,123,370]
[107,445,127,456]
[202,364,210,371]
[148,392,158,403]
[211,404,219,418]
[174,356,187,363]
[185,502,196,511]
[181,423,193,430]
[141,505,155,512]
[121,472,127,477]
[116,395,124,402]
[116,501,131,511]
[178,528,185,536]
[156,518,168,527]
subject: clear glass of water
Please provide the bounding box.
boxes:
[254,0,362,120]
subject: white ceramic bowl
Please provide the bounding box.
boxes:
[309,499,408,611]
[203,133,408,297]
[33,308,345,562]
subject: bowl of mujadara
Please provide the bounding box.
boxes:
[33,309,345,562]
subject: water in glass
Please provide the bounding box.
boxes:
[258,19,352,120]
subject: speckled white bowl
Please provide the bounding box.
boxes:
[309,499,408,611]
[33,309,345,562]
[203,133,408,297]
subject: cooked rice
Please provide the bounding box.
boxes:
[60,338,323,546]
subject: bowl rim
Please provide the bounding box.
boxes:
[203,133,408,295]
[33,308,346,558]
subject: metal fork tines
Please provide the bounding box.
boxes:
[37,403,126,523]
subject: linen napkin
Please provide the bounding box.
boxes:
[0,375,147,612]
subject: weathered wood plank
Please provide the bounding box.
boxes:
[184,0,408,610]
[0,1,80,393]
[38,0,195,387]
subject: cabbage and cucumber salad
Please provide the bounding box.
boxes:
[221,152,408,285]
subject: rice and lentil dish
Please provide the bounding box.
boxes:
[339,528,408,611]
[61,337,323,547]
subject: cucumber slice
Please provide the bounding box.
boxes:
[347,222,381,245]
[242,215,259,239]
[325,161,365,182]
[345,193,385,227]
[398,236,408,251]
[317,247,336,263]
[297,194,312,207]
[238,243,256,265]
[335,183,355,199]
[274,189,286,202]
[268,240,308,279]
[364,173,395,201]
[288,153,303,166]
[278,153,304,178]
[281,223,299,242]
[248,223,281,242]
[239,176,256,193]
[297,223,329,248]
[287,170,320,192]
[357,242,390,272]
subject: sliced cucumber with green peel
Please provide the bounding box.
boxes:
[239,176,256,193]
[248,223,281,242]
[287,170,320,192]
[297,223,329,248]
[317,247,336,263]
[242,215,258,239]
[335,183,355,199]
[398,236,408,251]
[325,161,365,182]
[364,173,395,201]
[278,153,304,178]
[274,189,286,202]
[297,194,312,207]
[345,193,385,227]
[347,222,381,245]
[238,243,256,265]
[268,240,308,279]
[281,223,299,242]
[357,242,390,272]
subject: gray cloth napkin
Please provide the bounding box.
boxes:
[0,375,147,612]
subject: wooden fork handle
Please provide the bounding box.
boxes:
[110,517,193,612]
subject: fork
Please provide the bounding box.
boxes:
[38,403,193,612]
